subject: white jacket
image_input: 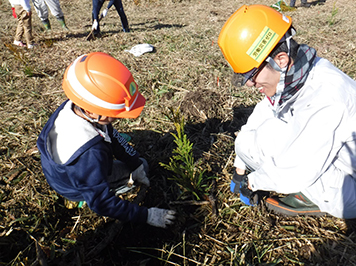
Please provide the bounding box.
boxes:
[8,0,31,12]
[234,57,356,218]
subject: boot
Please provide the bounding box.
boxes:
[57,16,69,30]
[265,192,327,216]
[300,0,311,7]
[42,19,51,31]
[289,0,296,7]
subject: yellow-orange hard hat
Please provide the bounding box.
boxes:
[218,5,292,74]
[62,52,145,119]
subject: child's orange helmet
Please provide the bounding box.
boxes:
[62,52,146,118]
[218,5,292,74]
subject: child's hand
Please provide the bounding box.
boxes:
[147,208,176,228]
[131,164,150,186]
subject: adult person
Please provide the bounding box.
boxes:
[92,0,129,37]
[218,4,356,218]
[37,52,176,228]
[31,0,68,30]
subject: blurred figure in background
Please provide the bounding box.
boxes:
[9,0,35,48]
[31,0,68,30]
[92,0,129,37]
[290,0,310,8]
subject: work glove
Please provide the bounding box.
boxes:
[147,207,176,228]
[230,171,259,206]
[101,8,108,18]
[131,164,150,186]
[92,19,98,30]
[239,177,259,206]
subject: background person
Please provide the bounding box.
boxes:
[218,4,356,218]
[37,52,176,228]
[92,0,129,37]
[31,0,68,30]
[9,0,35,48]
[289,0,310,8]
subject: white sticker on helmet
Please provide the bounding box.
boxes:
[282,15,290,24]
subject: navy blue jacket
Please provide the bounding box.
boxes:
[37,101,148,223]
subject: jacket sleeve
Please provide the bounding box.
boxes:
[234,98,275,169]
[248,102,347,193]
[67,143,148,223]
[110,126,142,171]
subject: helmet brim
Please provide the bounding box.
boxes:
[115,91,146,119]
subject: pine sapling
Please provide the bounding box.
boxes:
[160,108,212,200]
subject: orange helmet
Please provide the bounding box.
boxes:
[62,52,145,119]
[218,5,292,74]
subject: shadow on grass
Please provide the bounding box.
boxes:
[4,103,356,265]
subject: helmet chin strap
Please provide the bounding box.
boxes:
[75,105,102,123]
[266,57,288,107]
[264,28,295,108]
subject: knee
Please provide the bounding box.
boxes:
[139,158,149,174]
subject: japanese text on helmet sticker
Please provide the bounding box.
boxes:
[246,26,279,63]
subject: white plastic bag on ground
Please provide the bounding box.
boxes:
[125,43,154,57]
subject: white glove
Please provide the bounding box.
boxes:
[131,164,150,186]
[147,207,176,228]
[92,19,98,30]
[101,8,108,18]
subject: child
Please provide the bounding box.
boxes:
[37,52,176,228]
[31,0,69,30]
[9,0,35,48]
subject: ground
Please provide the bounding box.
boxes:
[1,0,356,265]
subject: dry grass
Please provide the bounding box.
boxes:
[1,0,356,265]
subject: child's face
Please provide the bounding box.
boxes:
[96,116,118,125]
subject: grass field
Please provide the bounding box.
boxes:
[1,0,356,265]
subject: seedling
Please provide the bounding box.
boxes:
[328,2,339,26]
[160,107,214,200]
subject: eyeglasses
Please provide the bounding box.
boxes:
[240,61,268,85]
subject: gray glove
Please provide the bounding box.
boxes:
[147,207,176,228]
[131,164,150,186]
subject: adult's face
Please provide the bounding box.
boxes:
[245,52,290,98]
[245,64,280,97]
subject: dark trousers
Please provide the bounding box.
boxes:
[92,0,129,33]
[290,0,308,6]
[112,0,129,32]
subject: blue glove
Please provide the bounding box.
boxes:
[230,171,259,206]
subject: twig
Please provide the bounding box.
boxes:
[85,14,103,41]
[205,234,227,246]
[29,235,48,266]
[169,200,210,205]
[157,81,189,92]
[70,214,81,234]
